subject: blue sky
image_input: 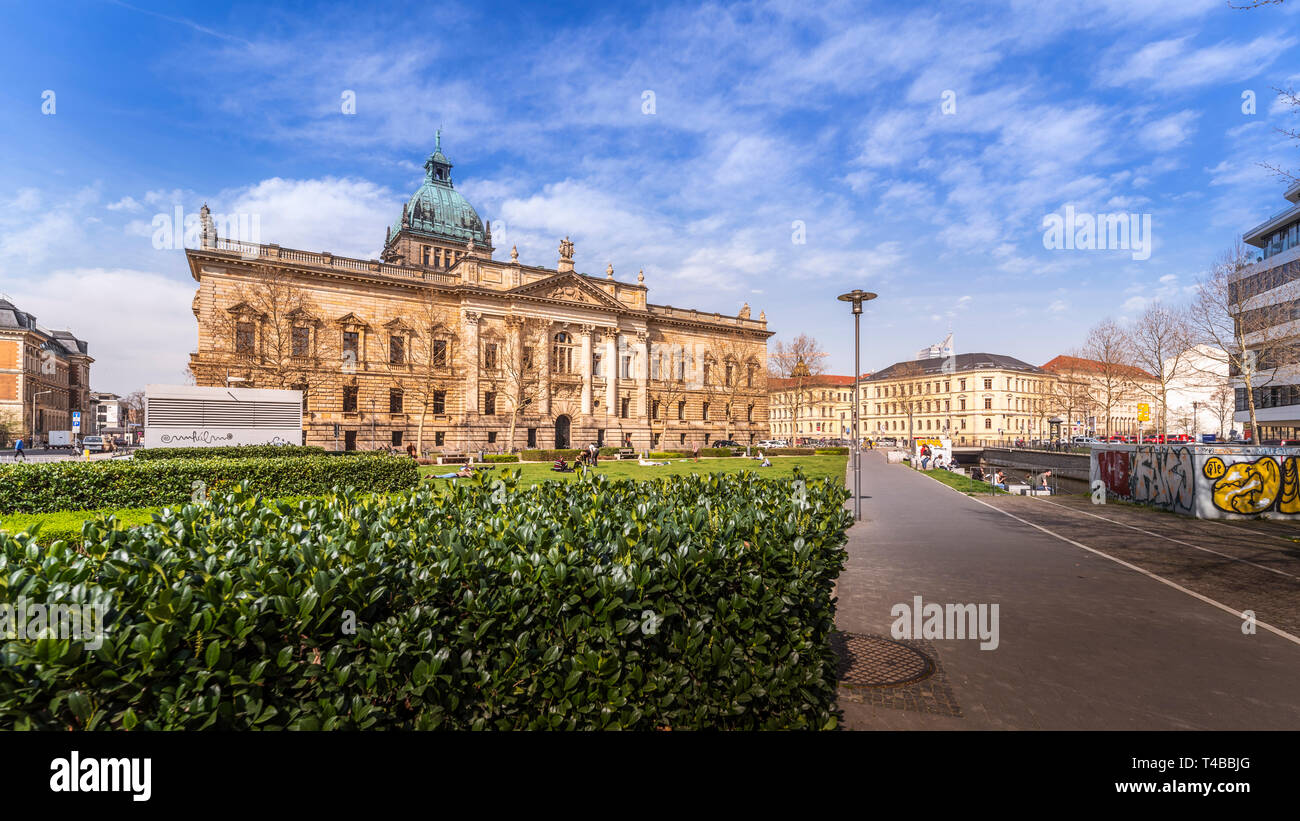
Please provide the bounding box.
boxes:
[1,0,1298,392]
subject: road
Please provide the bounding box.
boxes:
[835,451,1300,730]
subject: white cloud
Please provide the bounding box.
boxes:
[1100,35,1297,92]
[8,268,195,392]
[1138,110,1199,151]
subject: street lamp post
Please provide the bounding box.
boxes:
[838,289,878,522]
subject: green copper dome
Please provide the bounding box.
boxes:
[389,131,488,245]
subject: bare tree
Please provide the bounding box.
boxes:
[1044,355,1095,440]
[1129,301,1194,439]
[1078,320,1138,438]
[703,336,764,441]
[400,297,461,454]
[646,341,692,451]
[487,315,547,453]
[205,265,343,398]
[887,360,926,445]
[768,334,827,435]
[1187,241,1300,441]
[1209,383,1235,438]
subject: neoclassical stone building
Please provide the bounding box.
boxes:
[187,137,771,453]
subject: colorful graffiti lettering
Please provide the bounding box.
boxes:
[1281,458,1300,515]
[1130,446,1195,514]
[1096,450,1131,498]
[1211,457,1280,514]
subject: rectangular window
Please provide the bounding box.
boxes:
[960,379,967,391]
[592,352,601,377]
[432,390,446,414]
[389,388,403,414]
[620,397,630,418]
[702,402,710,421]
[484,391,496,415]
[389,335,405,365]
[524,346,535,370]
[292,326,310,358]
[747,404,753,422]
[344,430,357,451]
[527,428,537,448]
[652,399,660,420]
[678,400,686,421]
[235,322,255,354]
[983,378,993,390]
[984,418,992,429]
[680,433,686,444]
[343,331,359,360]
[433,339,448,368]
[621,356,632,379]
[488,431,497,444]
[435,431,445,446]
[342,386,358,413]
[391,430,403,446]
[483,342,498,371]
[984,397,992,410]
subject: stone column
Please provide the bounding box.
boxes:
[636,330,650,433]
[463,311,480,417]
[605,330,619,419]
[580,326,594,417]
[538,323,551,417]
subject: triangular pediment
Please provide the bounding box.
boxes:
[508,273,625,310]
[333,311,370,328]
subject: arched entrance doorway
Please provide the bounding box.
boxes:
[554,415,571,449]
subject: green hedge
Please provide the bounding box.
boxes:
[0,470,851,729]
[0,454,418,514]
[133,444,324,461]
[521,449,583,462]
[814,448,850,455]
[647,452,686,460]
[483,454,519,463]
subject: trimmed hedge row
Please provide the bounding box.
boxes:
[483,454,520,463]
[0,454,419,514]
[133,444,325,461]
[814,448,850,455]
[0,470,851,729]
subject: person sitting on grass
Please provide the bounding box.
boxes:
[552,457,574,473]
[759,454,772,467]
[638,455,669,466]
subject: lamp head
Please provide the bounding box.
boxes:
[837,289,878,314]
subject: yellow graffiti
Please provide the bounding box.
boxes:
[1212,458,1280,515]
[1203,457,1226,480]
[1280,457,1300,515]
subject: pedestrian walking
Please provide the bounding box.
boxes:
[14,438,25,462]
[588,442,599,466]
[692,441,700,462]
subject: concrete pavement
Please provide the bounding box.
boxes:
[834,451,1300,730]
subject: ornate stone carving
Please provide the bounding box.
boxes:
[463,310,481,325]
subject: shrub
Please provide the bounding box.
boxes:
[814,448,849,455]
[0,470,851,730]
[0,454,418,514]
[763,448,816,456]
[484,454,519,463]
[699,448,736,458]
[647,452,685,460]
[520,449,583,462]
[133,444,325,461]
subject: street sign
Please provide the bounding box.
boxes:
[1137,403,1150,422]
[71,411,81,433]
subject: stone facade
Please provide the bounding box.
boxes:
[0,297,93,445]
[187,142,771,453]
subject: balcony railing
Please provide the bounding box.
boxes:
[210,239,461,286]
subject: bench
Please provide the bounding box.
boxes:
[436,451,469,465]
[617,448,637,460]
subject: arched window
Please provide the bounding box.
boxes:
[551,332,574,374]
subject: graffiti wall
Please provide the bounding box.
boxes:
[1089,444,1300,520]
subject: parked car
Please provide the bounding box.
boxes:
[82,435,106,452]
[711,439,743,449]
[756,439,783,449]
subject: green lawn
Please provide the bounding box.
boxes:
[1,455,847,545]
[916,466,1006,496]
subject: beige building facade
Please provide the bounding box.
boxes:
[187,139,771,453]
[860,353,1051,446]
[768,374,858,442]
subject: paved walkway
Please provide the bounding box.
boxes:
[835,452,1300,730]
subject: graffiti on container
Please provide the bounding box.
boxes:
[1207,456,1300,515]
[1130,446,1195,514]
[1095,449,1131,498]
